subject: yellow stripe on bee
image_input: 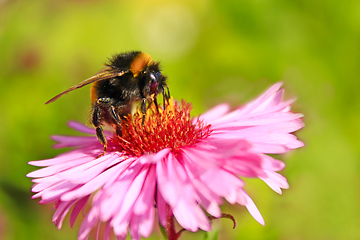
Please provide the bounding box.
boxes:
[90,84,98,104]
[130,52,152,77]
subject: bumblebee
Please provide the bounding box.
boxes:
[46,51,170,154]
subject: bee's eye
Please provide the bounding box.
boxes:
[150,71,162,82]
[154,71,162,79]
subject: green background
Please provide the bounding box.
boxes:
[1,0,359,239]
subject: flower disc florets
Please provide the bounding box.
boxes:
[109,99,212,157]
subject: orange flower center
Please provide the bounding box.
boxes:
[109,100,212,157]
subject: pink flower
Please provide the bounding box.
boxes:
[27,83,304,240]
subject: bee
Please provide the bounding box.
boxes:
[46,51,170,155]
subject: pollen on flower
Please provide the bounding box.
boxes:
[109,99,212,157]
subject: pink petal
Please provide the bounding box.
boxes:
[195,103,230,123]
[172,190,211,231]
[28,148,99,167]
[51,135,100,148]
[184,176,222,217]
[38,181,77,201]
[60,157,125,201]
[117,168,148,218]
[78,194,101,240]
[139,148,171,164]
[133,166,156,215]
[260,154,286,171]
[68,121,112,136]
[58,154,118,184]
[67,121,96,134]
[223,152,264,178]
[156,154,183,206]
[100,163,143,222]
[200,168,244,204]
[211,112,303,129]
[260,171,289,194]
[239,82,283,115]
[70,196,90,227]
[128,217,141,240]
[239,190,265,225]
[52,200,75,229]
[156,191,167,227]
[27,155,95,177]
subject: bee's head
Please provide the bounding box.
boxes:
[142,62,167,98]
[149,71,162,94]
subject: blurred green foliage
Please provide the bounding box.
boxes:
[1,0,360,239]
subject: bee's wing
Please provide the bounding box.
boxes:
[46,67,127,104]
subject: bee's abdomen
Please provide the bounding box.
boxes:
[90,74,142,104]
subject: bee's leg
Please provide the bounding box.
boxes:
[165,84,170,100]
[162,87,166,109]
[98,98,124,137]
[92,102,107,157]
[162,86,167,109]
[162,84,170,109]
[109,104,122,136]
[153,97,159,114]
[141,98,147,125]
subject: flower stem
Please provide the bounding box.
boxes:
[165,205,178,240]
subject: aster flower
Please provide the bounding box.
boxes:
[27,82,304,240]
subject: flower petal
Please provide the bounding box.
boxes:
[195,103,230,123]
[240,190,265,225]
